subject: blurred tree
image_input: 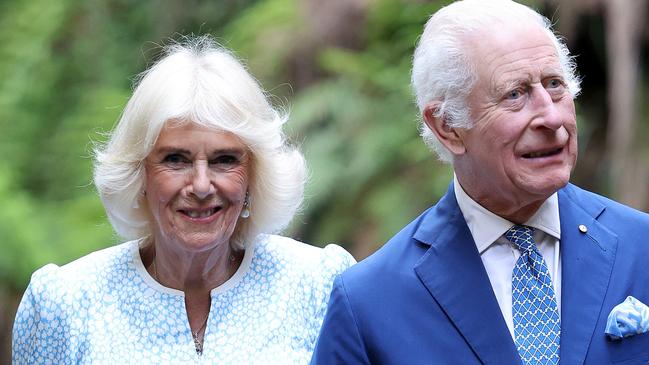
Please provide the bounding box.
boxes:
[0,0,647,360]
[545,0,649,209]
[603,0,649,207]
[225,0,455,259]
[0,0,259,358]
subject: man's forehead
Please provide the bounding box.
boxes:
[466,25,561,81]
[464,20,551,51]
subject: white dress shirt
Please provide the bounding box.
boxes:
[453,176,562,339]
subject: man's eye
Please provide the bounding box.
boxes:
[547,78,563,88]
[507,89,523,100]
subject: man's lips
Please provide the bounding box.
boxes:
[521,147,563,159]
[177,206,221,219]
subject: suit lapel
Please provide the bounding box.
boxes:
[413,186,522,365]
[558,185,618,365]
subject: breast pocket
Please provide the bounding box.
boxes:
[609,331,649,364]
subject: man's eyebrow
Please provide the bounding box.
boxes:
[541,67,565,78]
[494,78,528,94]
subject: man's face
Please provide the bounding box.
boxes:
[454,24,577,220]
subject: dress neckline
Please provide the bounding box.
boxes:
[131,239,255,297]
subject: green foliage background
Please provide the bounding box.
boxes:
[1,1,647,357]
[0,0,461,291]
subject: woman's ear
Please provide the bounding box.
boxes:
[422,102,467,155]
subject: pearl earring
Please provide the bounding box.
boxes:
[240,192,250,218]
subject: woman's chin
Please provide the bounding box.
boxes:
[171,233,229,253]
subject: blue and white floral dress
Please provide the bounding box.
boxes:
[12,235,355,364]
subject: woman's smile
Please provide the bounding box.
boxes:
[178,206,222,221]
[144,122,250,251]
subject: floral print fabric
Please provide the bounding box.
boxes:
[13,235,355,364]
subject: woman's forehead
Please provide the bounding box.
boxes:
[155,122,246,150]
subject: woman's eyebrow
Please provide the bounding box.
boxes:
[155,146,191,155]
[208,148,248,158]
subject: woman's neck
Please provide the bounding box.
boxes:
[141,236,243,293]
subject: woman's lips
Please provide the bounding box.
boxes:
[177,207,221,222]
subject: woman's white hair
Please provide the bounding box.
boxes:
[411,0,581,163]
[93,36,307,249]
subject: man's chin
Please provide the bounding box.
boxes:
[522,175,570,198]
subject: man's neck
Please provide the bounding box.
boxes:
[455,176,547,224]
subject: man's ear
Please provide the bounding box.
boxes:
[422,102,466,155]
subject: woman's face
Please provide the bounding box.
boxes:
[144,122,250,252]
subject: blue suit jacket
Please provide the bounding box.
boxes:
[311,183,649,364]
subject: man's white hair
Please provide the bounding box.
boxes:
[411,0,581,162]
[93,36,307,249]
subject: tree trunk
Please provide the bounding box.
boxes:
[604,0,648,209]
[0,287,22,364]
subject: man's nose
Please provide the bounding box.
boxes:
[189,161,215,200]
[530,86,564,130]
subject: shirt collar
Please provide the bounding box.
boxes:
[453,175,561,254]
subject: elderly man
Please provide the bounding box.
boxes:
[311,1,649,364]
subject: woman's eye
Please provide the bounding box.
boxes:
[162,154,188,165]
[211,155,238,166]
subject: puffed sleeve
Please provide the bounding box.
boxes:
[12,264,72,364]
[306,244,356,347]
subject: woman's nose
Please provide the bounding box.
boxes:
[189,161,215,199]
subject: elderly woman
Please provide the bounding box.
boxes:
[12,36,355,363]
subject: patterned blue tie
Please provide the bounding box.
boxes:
[506,225,560,364]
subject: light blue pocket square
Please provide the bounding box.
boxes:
[605,296,649,340]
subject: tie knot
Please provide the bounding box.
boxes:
[505,225,536,252]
